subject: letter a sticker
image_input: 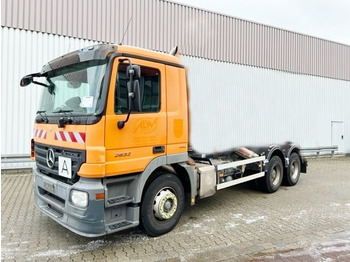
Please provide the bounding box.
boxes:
[58,156,72,179]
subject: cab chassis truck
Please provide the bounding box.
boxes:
[21,44,307,237]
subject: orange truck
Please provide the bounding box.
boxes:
[21,44,307,237]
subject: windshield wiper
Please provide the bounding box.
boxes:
[53,109,74,127]
[36,110,49,123]
[52,109,73,114]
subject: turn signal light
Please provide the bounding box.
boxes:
[31,139,35,159]
[95,193,105,200]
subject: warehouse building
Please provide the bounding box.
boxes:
[1,0,349,164]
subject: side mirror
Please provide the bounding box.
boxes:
[126,64,141,112]
[117,62,142,129]
[131,80,141,112]
[126,80,141,112]
[126,65,141,80]
[20,75,33,86]
[20,72,42,87]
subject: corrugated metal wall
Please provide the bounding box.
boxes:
[2,0,350,81]
[1,28,349,156]
[1,1,350,156]
[1,28,99,156]
[182,56,350,154]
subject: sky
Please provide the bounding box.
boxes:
[173,0,350,45]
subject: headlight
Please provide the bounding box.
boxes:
[70,190,89,208]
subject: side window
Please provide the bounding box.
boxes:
[115,64,160,114]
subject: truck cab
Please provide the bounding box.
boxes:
[22,44,306,237]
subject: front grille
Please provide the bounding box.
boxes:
[35,142,86,184]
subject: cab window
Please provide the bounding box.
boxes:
[115,64,160,114]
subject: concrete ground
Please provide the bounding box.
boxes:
[1,157,350,261]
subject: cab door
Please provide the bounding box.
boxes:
[104,58,166,176]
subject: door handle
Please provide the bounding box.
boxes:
[153,146,165,154]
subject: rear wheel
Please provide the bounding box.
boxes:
[140,173,184,237]
[284,153,301,186]
[260,156,283,193]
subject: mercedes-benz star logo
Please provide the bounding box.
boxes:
[46,148,55,169]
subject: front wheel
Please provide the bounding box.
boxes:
[284,153,301,186]
[140,173,185,237]
[260,156,284,193]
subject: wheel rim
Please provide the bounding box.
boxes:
[153,187,178,220]
[290,160,300,180]
[271,164,281,186]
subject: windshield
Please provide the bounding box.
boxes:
[38,60,107,115]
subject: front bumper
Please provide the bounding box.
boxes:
[33,167,106,237]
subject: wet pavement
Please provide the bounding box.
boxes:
[1,156,350,261]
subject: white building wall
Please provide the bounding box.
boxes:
[2,0,350,82]
[1,28,99,156]
[1,28,349,156]
[181,56,350,154]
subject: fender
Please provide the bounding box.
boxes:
[287,144,299,157]
[131,153,196,204]
[252,144,285,172]
[286,144,307,173]
[266,143,307,173]
[266,144,285,161]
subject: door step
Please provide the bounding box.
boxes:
[107,195,133,206]
[107,220,138,233]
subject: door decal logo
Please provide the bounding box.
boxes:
[135,119,158,134]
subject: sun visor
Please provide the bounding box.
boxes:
[41,44,117,74]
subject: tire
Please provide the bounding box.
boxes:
[260,156,284,193]
[140,173,185,237]
[284,153,301,186]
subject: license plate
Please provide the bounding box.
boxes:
[58,156,72,179]
[43,181,56,194]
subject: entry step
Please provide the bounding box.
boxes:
[109,221,132,230]
[107,195,133,206]
[107,220,139,233]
